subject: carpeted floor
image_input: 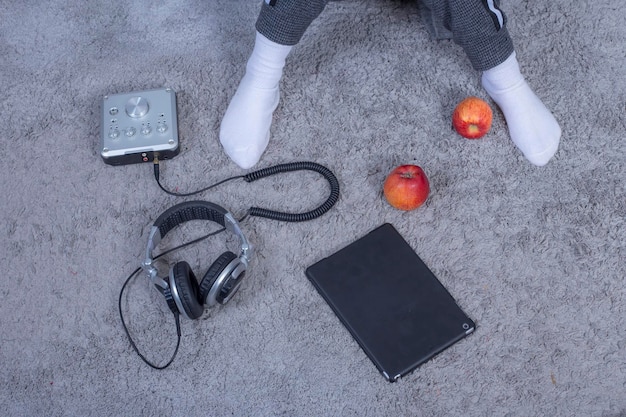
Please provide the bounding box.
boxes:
[1,0,624,416]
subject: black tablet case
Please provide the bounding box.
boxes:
[305,223,475,382]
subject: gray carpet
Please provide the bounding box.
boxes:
[2,0,625,415]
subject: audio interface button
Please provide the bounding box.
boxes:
[125,127,137,137]
[157,124,168,133]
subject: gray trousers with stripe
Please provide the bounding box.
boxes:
[256,0,514,71]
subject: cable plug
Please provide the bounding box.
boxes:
[153,154,160,182]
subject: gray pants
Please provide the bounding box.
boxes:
[256,0,514,71]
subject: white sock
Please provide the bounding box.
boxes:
[219,32,292,169]
[482,52,561,166]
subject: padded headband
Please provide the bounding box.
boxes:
[153,200,228,239]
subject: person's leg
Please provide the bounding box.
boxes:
[421,0,561,166]
[220,0,330,169]
[419,0,452,40]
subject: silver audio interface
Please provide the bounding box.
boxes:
[100,88,179,165]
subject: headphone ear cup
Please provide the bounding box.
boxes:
[171,261,205,320]
[199,251,238,305]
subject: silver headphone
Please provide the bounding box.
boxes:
[141,201,252,319]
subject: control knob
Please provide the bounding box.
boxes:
[125,96,149,118]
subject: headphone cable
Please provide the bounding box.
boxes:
[153,157,340,222]
[153,157,244,197]
[118,267,181,370]
[119,227,227,369]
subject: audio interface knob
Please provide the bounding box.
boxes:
[125,96,149,118]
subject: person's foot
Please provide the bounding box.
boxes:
[219,32,292,169]
[482,52,561,166]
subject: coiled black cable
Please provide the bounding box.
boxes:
[154,159,340,223]
[243,161,340,222]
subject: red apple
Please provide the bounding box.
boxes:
[452,96,493,139]
[383,165,430,211]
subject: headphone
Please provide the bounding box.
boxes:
[141,200,252,320]
[121,162,339,368]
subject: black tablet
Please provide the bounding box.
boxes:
[305,223,475,382]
